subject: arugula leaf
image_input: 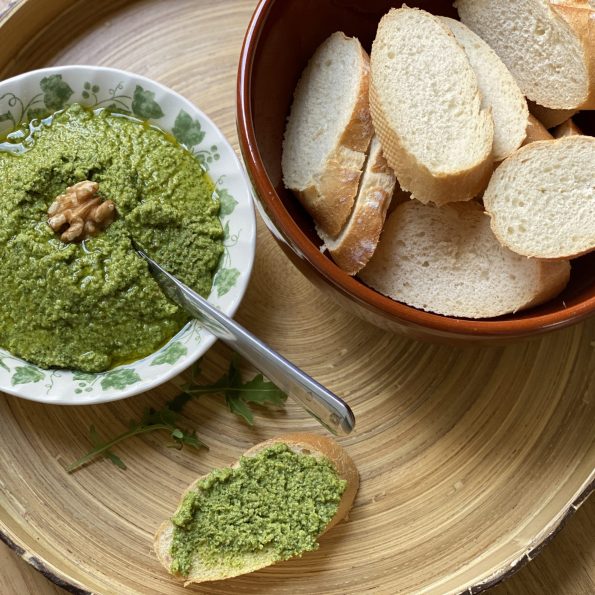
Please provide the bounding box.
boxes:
[180,356,287,423]
[170,428,204,450]
[223,356,248,422]
[105,451,127,470]
[238,374,287,406]
[225,394,255,425]
[67,409,205,473]
[66,357,287,473]
[89,425,125,469]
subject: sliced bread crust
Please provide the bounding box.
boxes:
[320,136,396,275]
[282,32,374,238]
[456,0,594,110]
[483,136,595,259]
[552,117,584,137]
[528,101,579,129]
[549,1,595,108]
[440,17,529,161]
[154,433,359,585]
[359,201,570,318]
[370,7,494,205]
[523,114,554,145]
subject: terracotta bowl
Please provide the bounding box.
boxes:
[236,0,595,343]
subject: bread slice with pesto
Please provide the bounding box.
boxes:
[154,433,359,585]
[282,32,374,238]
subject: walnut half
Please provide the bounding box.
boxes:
[47,181,116,242]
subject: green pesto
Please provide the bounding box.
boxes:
[0,103,223,372]
[169,443,347,576]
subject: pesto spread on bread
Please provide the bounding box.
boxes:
[169,443,347,576]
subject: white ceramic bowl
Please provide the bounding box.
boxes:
[0,65,256,404]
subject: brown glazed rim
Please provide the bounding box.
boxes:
[236,0,595,339]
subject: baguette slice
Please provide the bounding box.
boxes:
[282,32,374,237]
[523,114,554,145]
[320,136,396,275]
[154,433,359,585]
[359,201,570,318]
[552,117,584,137]
[483,136,595,258]
[528,101,579,129]
[370,7,494,205]
[440,17,529,161]
[456,0,595,110]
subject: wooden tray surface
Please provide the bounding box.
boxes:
[0,1,593,594]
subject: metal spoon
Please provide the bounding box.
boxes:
[133,244,355,436]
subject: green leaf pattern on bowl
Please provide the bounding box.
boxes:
[194,144,220,171]
[40,74,74,111]
[11,365,45,386]
[131,85,164,119]
[0,72,249,396]
[214,267,241,297]
[100,369,142,391]
[218,187,238,217]
[172,109,205,147]
[150,341,187,366]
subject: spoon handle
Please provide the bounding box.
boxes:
[136,247,355,436]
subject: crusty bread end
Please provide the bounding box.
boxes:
[523,114,554,145]
[552,117,584,137]
[528,101,579,129]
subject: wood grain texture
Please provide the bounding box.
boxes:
[0,0,593,594]
[3,496,593,595]
[0,543,64,595]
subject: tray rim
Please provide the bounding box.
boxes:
[1,459,593,594]
[0,0,593,593]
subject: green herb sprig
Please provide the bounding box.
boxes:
[181,355,287,425]
[67,357,287,473]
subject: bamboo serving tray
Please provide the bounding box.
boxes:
[0,1,594,594]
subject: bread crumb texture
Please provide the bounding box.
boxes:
[484,136,595,258]
[370,7,493,204]
[456,0,591,109]
[359,200,570,318]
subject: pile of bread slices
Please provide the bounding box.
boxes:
[281,1,594,319]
